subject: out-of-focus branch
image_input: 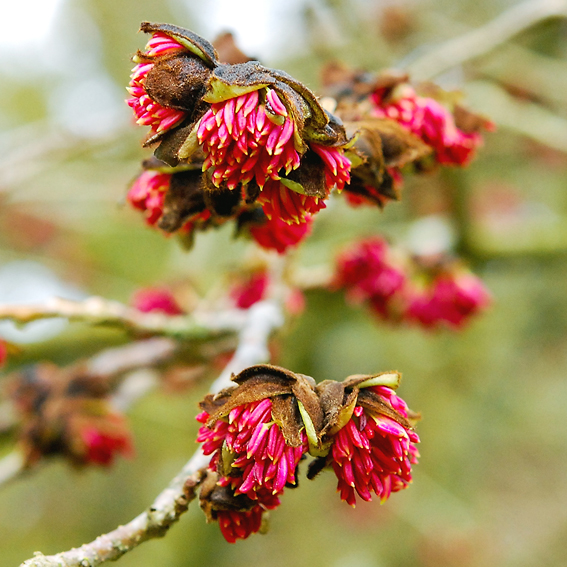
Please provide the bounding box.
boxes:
[87,337,177,378]
[209,300,284,392]
[18,298,285,567]
[0,296,246,339]
[407,0,567,80]
[21,456,207,567]
[466,80,567,153]
[290,264,334,291]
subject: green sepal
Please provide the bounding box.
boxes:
[177,123,201,161]
[203,78,267,104]
[219,442,236,477]
[297,400,328,457]
[279,177,307,195]
[345,149,365,169]
[357,372,401,390]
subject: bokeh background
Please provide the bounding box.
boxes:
[1,0,567,566]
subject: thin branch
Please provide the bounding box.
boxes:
[406,0,567,80]
[18,298,284,567]
[21,455,208,567]
[87,337,177,378]
[0,296,247,339]
[466,80,567,153]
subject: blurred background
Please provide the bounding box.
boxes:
[1,0,567,566]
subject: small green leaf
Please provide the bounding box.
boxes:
[203,78,267,104]
[279,178,306,195]
[298,400,328,457]
[357,372,400,390]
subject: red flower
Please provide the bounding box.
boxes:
[311,143,351,192]
[197,398,308,542]
[79,417,134,466]
[131,287,185,315]
[230,272,270,309]
[127,32,187,135]
[0,340,7,368]
[330,385,419,506]
[372,85,485,166]
[198,89,300,190]
[197,88,350,224]
[256,179,326,225]
[127,170,170,226]
[334,238,407,316]
[407,272,491,329]
[216,508,264,544]
[249,214,313,254]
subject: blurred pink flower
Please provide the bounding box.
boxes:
[372,85,487,166]
[79,417,134,467]
[127,170,170,226]
[0,340,7,368]
[249,214,313,253]
[407,272,491,329]
[131,287,184,315]
[230,272,270,309]
[334,238,407,317]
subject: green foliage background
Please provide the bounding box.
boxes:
[1,1,567,566]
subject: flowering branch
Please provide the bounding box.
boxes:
[407,0,567,80]
[0,296,246,339]
[17,296,285,567]
[20,458,206,567]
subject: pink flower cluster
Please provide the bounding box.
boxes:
[127,170,170,226]
[230,272,270,309]
[332,386,419,506]
[78,416,134,467]
[127,33,187,136]
[372,85,487,166]
[131,287,185,315]
[407,272,491,329]
[196,374,419,543]
[334,238,490,329]
[197,399,308,542]
[249,214,313,253]
[197,89,350,225]
[334,237,407,319]
[0,339,7,368]
[126,26,356,252]
[198,89,300,190]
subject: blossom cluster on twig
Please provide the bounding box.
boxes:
[125,23,491,253]
[333,237,491,329]
[196,364,419,542]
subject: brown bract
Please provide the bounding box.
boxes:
[198,365,419,459]
[199,364,321,448]
[344,118,431,204]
